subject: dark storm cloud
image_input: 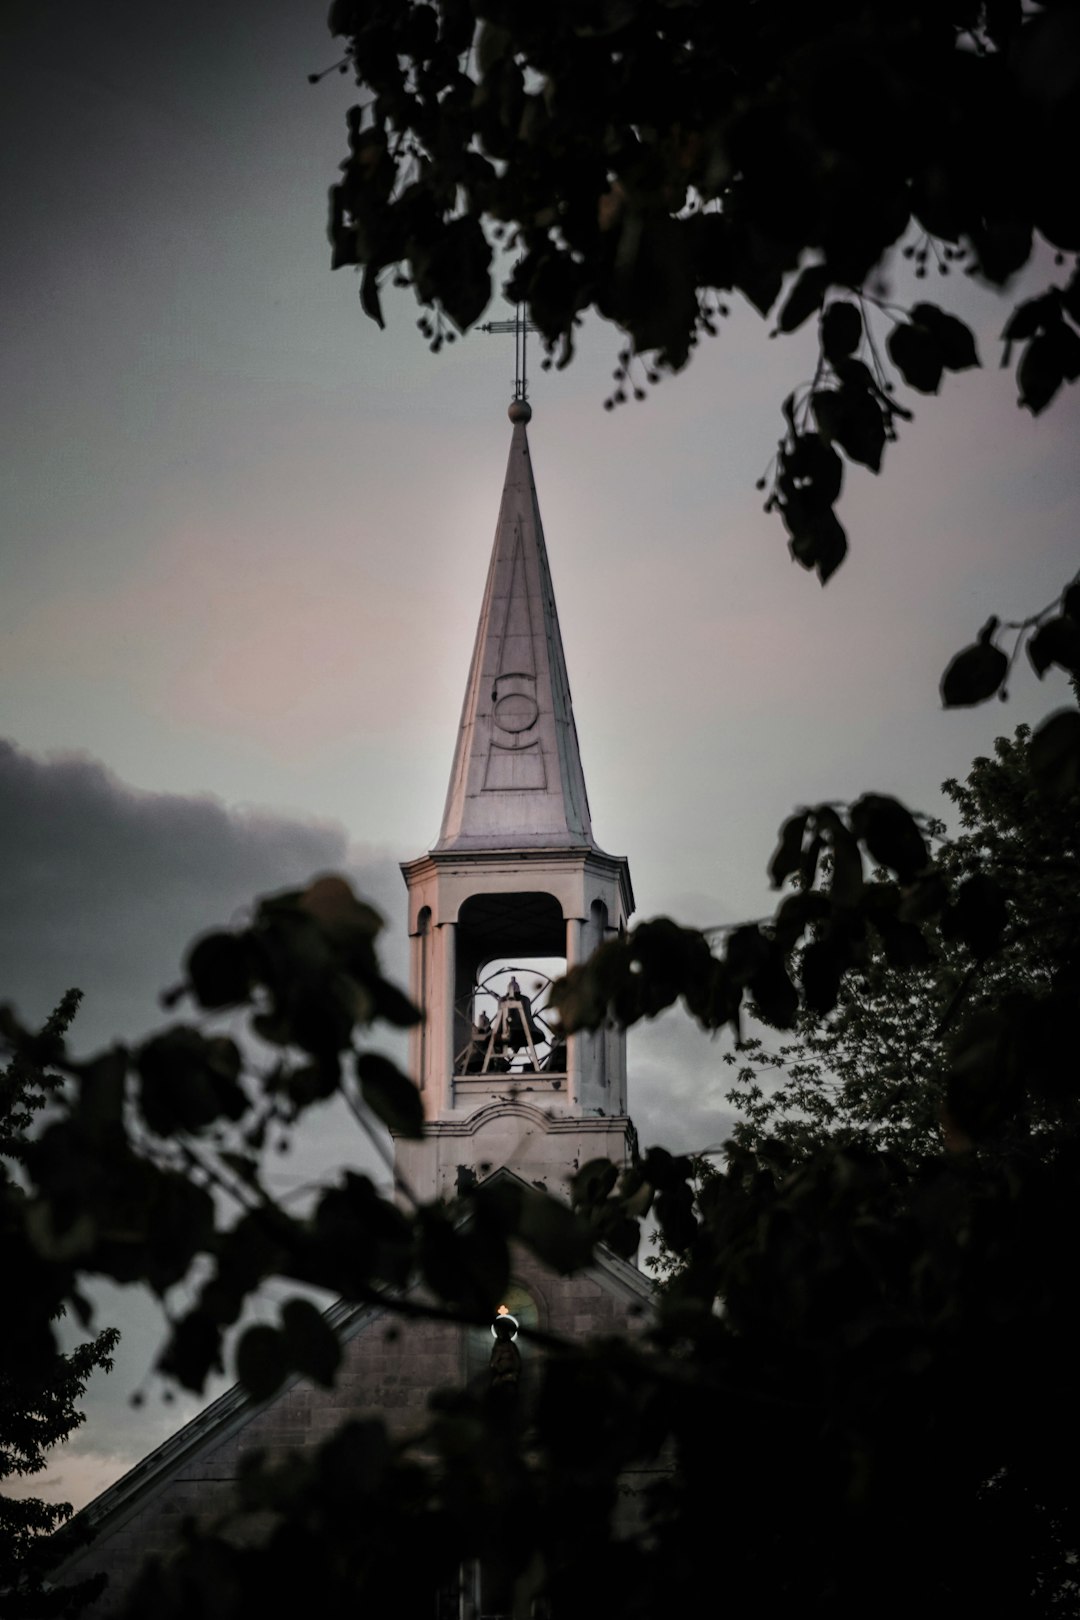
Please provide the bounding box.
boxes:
[0,738,406,1501]
[0,739,404,1051]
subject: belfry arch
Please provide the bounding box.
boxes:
[454,890,567,1081]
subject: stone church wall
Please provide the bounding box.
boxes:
[58,1250,649,1612]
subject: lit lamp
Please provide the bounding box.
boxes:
[491,1304,519,1339]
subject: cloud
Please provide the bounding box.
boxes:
[0,739,410,1510]
[630,1007,738,1158]
[0,738,404,1050]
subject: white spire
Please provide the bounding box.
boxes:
[435,412,594,852]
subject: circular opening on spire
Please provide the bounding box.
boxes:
[493,692,539,733]
[508,399,532,424]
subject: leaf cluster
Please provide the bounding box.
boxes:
[327,0,1079,588]
[941,578,1080,712]
[4,725,1078,1614]
[1,880,657,1415]
[726,721,1080,1172]
[1,994,119,1617]
[555,709,1078,1163]
[110,1087,1080,1619]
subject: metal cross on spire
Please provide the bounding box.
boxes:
[477,304,537,407]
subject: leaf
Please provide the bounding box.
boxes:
[328,187,359,271]
[186,931,253,1010]
[776,263,830,332]
[768,811,809,888]
[137,1027,246,1135]
[369,977,423,1028]
[800,937,845,1015]
[781,390,798,436]
[514,1187,594,1272]
[617,1165,654,1220]
[779,433,843,511]
[236,1324,289,1402]
[24,1201,96,1262]
[1002,293,1057,343]
[832,357,879,395]
[971,218,1032,285]
[812,385,886,472]
[640,1146,693,1192]
[940,874,1008,961]
[887,321,944,393]
[361,265,385,328]
[1029,709,1080,798]
[692,212,735,290]
[873,913,931,969]
[945,1004,1026,1140]
[773,888,830,949]
[476,20,512,74]
[785,506,848,584]
[74,1050,127,1135]
[1064,270,1080,327]
[356,1052,424,1138]
[817,810,863,905]
[748,951,799,1029]
[413,216,492,333]
[655,1181,697,1253]
[800,831,824,890]
[1018,329,1066,413]
[730,225,784,316]
[821,300,862,363]
[571,1158,618,1208]
[281,1298,341,1388]
[1058,321,1080,382]
[1027,615,1080,678]
[220,1150,260,1185]
[725,924,770,985]
[909,304,980,371]
[940,641,1008,707]
[298,875,383,943]
[287,1060,340,1107]
[849,794,928,881]
[157,1311,223,1395]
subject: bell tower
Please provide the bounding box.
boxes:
[397,400,634,1202]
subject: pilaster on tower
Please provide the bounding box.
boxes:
[397,403,634,1204]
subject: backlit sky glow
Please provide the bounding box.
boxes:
[1,1,1077,1512]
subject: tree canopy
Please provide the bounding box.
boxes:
[0,697,1076,1613]
[325,0,1080,598]
[724,721,1080,1163]
[1,993,119,1618]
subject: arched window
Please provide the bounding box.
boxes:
[588,896,609,958]
[416,906,431,1078]
[454,893,567,1076]
[463,1281,542,1386]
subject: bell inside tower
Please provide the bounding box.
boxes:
[452,892,568,1095]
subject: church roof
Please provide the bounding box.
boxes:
[435,416,595,853]
[52,1169,653,1562]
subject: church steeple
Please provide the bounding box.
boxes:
[398,404,634,1204]
[436,404,593,853]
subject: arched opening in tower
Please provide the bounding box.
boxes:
[454,891,567,1077]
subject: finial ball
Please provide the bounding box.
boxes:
[508,399,532,424]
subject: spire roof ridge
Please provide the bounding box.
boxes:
[434,417,595,853]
